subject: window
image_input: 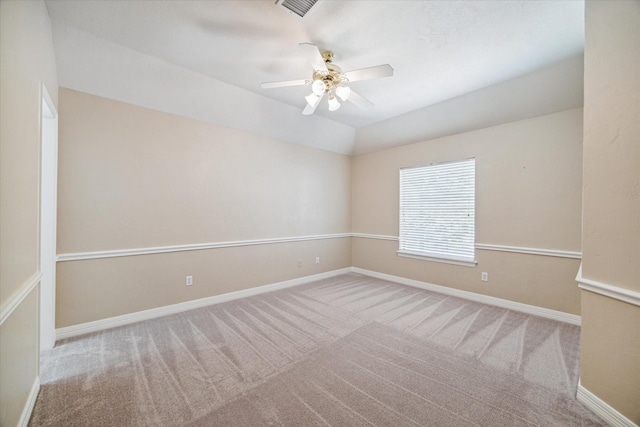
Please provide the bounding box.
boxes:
[399,158,475,265]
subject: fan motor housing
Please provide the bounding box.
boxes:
[312,58,345,93]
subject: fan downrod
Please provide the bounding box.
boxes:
[322,51,335,64]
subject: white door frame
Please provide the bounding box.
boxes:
[40,83,58,350]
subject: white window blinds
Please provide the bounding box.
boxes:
[399,158,475,264]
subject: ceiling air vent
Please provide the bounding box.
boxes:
[276,0,319,18]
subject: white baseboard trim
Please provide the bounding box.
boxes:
[575,264,640,307]
[351,267,581,325]
[56,268,351,341]
[18,376,40,427]
[577,379,638,427]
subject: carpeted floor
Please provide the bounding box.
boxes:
[30,273,603,426]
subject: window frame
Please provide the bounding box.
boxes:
[398,158,477,267]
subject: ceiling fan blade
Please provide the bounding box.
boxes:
[344,64,394,83]
[302,93,325,115]
[347,90,374,110]
[260,79,309,89]
[299,42,328,72]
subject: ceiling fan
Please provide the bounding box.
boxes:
[260,43,394,115]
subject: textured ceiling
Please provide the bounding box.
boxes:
[45,0,585,154]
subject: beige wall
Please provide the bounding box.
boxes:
[57,239,351,327]
[581,0,640,422]
[57,89,351,252]
[0,0,58,304]
[581,291,640,421]
[0,292,40,427]
[56,89,352,326]
[0,1,58,426]
[582,1,640,291]
[353,239,582,314]
[352,108,584,314]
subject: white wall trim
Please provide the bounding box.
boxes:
[351,233,399,241]
[576,264,640,307]
[56,268,351,340]
[40,81,59,350]
[18,376,40,427]
[0,271,42,326]
[351,267,581,325]
[577,379,638,427]
[351,235,581,260]
[57,233,352,262]
[475,243,582,259]
[57,235,584,263]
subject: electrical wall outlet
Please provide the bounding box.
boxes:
[481,272,488,282]
[297,259,302,268]
[186,275,193,286]
[316,256,320,264]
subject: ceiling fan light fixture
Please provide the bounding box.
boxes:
[335,85,351,101]
[305,93,321,107]
[260,43,393,116]
[328,94,341,111]
[311,79,326,96]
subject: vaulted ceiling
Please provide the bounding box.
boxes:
[45,0,585,154]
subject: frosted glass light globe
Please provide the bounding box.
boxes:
[311,79,326,96]
[328,95,341,111]
[335,85,351,101]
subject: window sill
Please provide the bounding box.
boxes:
[397,251,477,267]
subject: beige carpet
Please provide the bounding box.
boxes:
[30,273,603,426]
